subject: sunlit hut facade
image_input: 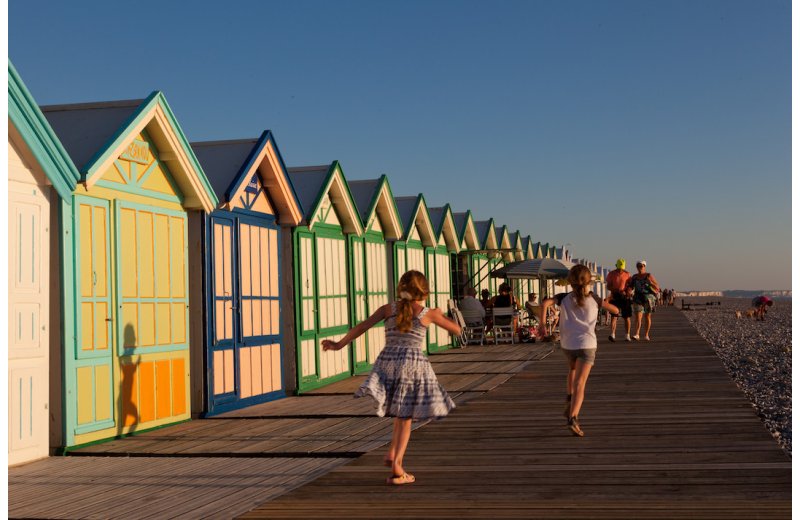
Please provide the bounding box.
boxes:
[393,194,437,285]
[346,176,403,372]
[518,235,538,302]
[426,204,461,352]
[191,132,302,415]
[8,63,81,463]
[451,210,481,300]
[509,231,527,306]
[471,218,499,296]
[288,162,364,392]
[42,92,217,448]
[493,224,514,293]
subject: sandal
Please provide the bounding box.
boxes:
[386,473,416,485]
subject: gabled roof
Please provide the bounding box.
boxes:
[555,246,565,260]
[521,236,535,260]
[452,210,480,251]
[191,131,302,225]
[394,194,436,247]
[427,204,460,252]
[531,241,543,258]
[510,231,524,260]
[541,243,550,258]
[41,91,217,212]
[287,161,363,235]
[473,219,498,250]
[347,175,403,239]
[495,225,513,261]
[8,61,81,201]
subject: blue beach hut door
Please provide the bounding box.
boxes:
[208,214,283,415]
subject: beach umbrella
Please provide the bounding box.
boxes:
[489,258,575,280]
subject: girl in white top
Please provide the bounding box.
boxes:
[539,264,618,437]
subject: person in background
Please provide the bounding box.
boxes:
[605,258,632,342]
[539,264,619,437]
[480,289,493,311]
[460,286,486,326]
[627,260,660,341]
[492,282,520,330]
[751,295,774,321]
[323,270,461,485]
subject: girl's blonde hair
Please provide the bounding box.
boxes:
[395,270,430,333]
[567,264,593,307]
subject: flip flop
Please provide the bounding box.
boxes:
[386,473,416,485]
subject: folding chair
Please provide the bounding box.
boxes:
[492,307,515,344]
[449,299,485,346]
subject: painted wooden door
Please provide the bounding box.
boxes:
[431,248,452,351]
[209,216,237,409]
[349,236,369,373]
[8,179,51,465]
[237,218,282,404]
[72,196,115,436]
[208,215,282,414]
[364,237,389,364]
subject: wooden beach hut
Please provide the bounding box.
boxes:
[346,176,403,372]
[288,162,364,393]
[8,62,81,464]
[452,210,480,300]
[471,219,499,296]
[41,92,218,448]
[426,205,461,352]
[190,132,303,415]
[393,194,438,284]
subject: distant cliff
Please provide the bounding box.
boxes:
[676,290,791,299]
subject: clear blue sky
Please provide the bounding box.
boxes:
[10,0,790,291]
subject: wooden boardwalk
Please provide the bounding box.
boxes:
[242,307,791,519]
[9,343,550,519]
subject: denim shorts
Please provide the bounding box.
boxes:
[561,347,596,366]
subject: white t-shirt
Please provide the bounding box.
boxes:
[554,291,602,350]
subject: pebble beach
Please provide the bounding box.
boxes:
[681,297,791,455]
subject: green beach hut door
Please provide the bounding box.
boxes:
[349,235,370,373]
[72,196,114,435]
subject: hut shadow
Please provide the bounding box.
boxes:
[117,324,140,436]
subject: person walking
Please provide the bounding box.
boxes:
[627,260,660,341]
[539,264,619,437]
[323,270,461,485]
[605,258,632,342]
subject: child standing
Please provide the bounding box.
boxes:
[322,270,461,485]
[539,265,619,437]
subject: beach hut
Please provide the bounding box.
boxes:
[509,231,527,305]
[471,219,499,296]
[190,132,303,415]
[288,162,364,392]
[347,176,403,372]
[393,194,437,283]
[8,62,81,463]
[42,92,218,448]
[531,241,544,259]
[452,210,480,300]
[491,225,513,294]
[426,205,461,352]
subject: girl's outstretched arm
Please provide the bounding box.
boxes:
[422,308,462,335]
[601,298,620,316]
[322,304,390,351]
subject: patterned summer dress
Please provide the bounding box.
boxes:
[355,302,456,420]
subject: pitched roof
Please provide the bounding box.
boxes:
[287,165,330,218]
[8,61,80,200]
[191,139,257,201]
[394,194,436,246]
[347,176,402,239]
[347,178,381,223]
[287,162,363,234]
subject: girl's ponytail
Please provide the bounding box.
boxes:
[567,264,593,307]
[394,270,430,332]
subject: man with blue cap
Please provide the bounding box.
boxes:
[605,258,632,341]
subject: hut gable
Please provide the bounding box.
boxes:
[347,176,402,239]
[41,91,217,212]
[453,211,480,251]
[473,218,498,250]
[287,162,363,235]
[394,195,436,247]
[428,205,460,252]
[191,131,302,225]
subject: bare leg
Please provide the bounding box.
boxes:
[566,356,576,394]
[569,360,593,418]
[633,312,642,338]
[644,314,652,338]
[609,316,618,336]
[624,317,631,337]
[385,419,401,465]
[391,418,413,478]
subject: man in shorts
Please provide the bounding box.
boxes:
[605,258,632,342]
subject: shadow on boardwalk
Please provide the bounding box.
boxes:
[241,306,791,519]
